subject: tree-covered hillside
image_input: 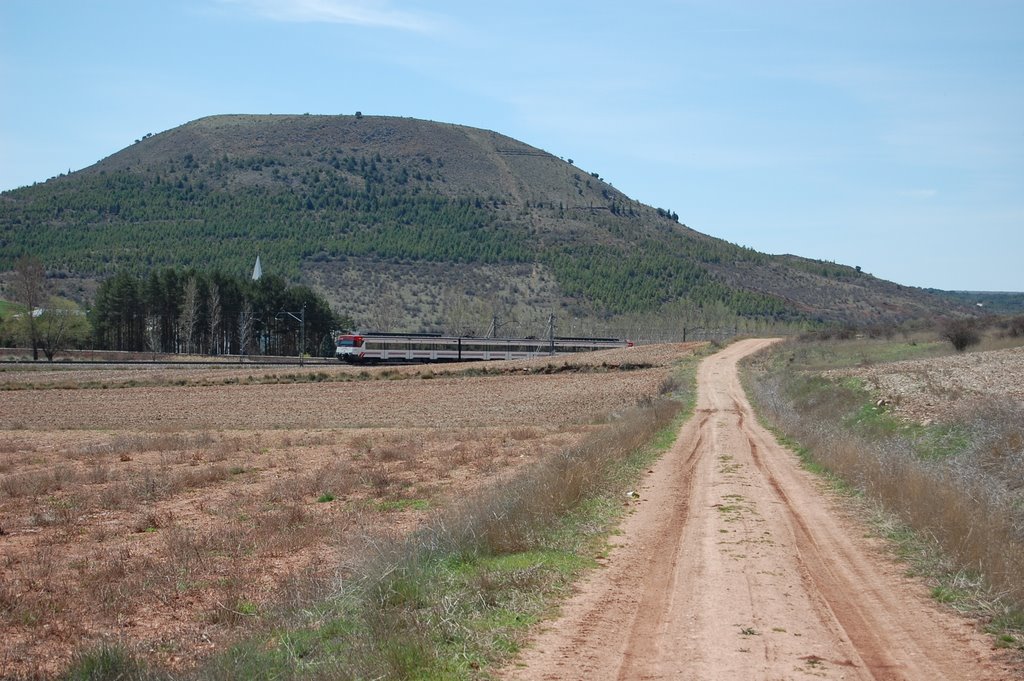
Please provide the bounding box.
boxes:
[0,114,966,330]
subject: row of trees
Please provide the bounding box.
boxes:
[2,257,350,360]
[91,268,347,357]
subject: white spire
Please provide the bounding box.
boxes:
[252,255,263,281]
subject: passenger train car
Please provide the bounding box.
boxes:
[335,333,632,364]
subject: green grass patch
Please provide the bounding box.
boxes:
[931,585,958,603]
[782,337,950,372]
[783,371,970,462]
[375,498,431,512]
[0,298,20,318]
[987,610,1024,650]
[63,642,150,681]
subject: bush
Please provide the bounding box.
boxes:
[940,318,981,352]
[1005,315,1024,338]
[798,325,858,342]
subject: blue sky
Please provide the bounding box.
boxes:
[2,1,1021,291]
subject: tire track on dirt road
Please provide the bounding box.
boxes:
[504,339,1013,680]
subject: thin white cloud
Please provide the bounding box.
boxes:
[221,0,441,33]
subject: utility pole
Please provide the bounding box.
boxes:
[488,313,511,339]
[547,313,556,355]
[277,303,306,366]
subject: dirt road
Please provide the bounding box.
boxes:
[505,339,1012,680]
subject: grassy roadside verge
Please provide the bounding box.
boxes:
[62,353,702,680]
[740,339,1024,655]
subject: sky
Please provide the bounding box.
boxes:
[1,0,1022,292]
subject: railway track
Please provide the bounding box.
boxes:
[0,357,339,369]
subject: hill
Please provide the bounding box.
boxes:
[0,114,968,333]
[932,290,1024,315]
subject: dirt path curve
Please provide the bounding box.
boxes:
[504,339,1013,680]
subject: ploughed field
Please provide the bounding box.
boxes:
[0,344,695,678]
[824,345,1024,424]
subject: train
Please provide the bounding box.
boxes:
[335,332,633,364]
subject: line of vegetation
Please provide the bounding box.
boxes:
[742,337,1024,652]
[60,354,700,680]
[0,359,659,392]
[89,268,345,356]
[0,258,349,360]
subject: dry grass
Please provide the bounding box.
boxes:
[281,393,685,681]
[0,344,693,679]
[2,467,75,499]
[744,340,1024,631]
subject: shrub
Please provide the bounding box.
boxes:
[940,318,981,352]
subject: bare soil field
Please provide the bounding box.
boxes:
[0,344,697,678]
[505,340,1017,680]
[824,345,1024,423]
